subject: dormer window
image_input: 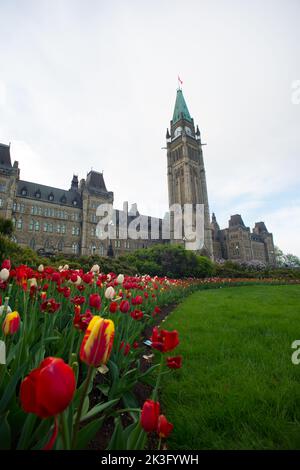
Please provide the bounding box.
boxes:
[73,200,78,206]
[48,193,54,201]
[35,190,41,199]
[60,195,67,204]
[21,187,27,196]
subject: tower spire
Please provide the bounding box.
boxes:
[172,88,192,124]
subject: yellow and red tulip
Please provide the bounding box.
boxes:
[2,311,21,335]
[80,316,114,367]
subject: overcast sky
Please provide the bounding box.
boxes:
[0,0,299,256]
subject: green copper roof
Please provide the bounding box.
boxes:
[172,89,192,124]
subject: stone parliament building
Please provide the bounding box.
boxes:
[0,88,275,265]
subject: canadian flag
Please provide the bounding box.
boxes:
[178,75,183,85]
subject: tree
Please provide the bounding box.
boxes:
[274,246,300,268]
[284,254,300,268]
[0,217,14,237]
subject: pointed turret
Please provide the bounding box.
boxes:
[70,174,79,191]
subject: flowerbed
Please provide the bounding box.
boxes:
[0,261,202,450]
[0,261,299,451]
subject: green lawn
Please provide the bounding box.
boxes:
[161,285,300,449]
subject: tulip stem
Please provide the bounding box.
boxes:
[61,411,71,450]
[152,353,164,401]
[158,437,162,450]
[71,365,94,449]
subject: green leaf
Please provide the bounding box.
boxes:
[122,392,140,421]
[80,399,119,423]
[106,417,126,450]
[17,413,37,450]
[0,364,25,414]
[82,396,90,418]
[126,421,146,450]
[97,383,110,396]
[75,417,105,450]
[0,413,11,449]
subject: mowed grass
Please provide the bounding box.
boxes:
[161,285,300,449]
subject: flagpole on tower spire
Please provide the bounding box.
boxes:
[178,75,183,90]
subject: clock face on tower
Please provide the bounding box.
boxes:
[185,126,192,136]
[174,126,182,138]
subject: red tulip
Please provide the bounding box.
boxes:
[120,300,130,313]
[141,399,160,432]
[130,309,143,320]
[109,301,119,313]
[157,414,173,438]
[71,295,86,305]
[89,293,101,310]
[73,306,93,332]
[20,357,76,418]
[166,356,182,369]
[82,273,93,284]
[40,298,61,314]
[1,259,11,270]
[150,327,179,353]
[2,311,20,335]
[80,316,114,367]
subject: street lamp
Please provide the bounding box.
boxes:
[107,220,114,258]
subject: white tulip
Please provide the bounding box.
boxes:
[38,264,44,273]
[63,264,69,271]
[29,278,37,288]
[0,268,10,282]
[116,274,124,284]
[75,276,82,286]
[107,274,111,282]
[105,286,115,300]
[91,264,100,274]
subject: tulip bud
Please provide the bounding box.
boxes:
[2,311,21,335]
[116,274,124,284]
[157,414,173,438]
[80,316,114,367]
[105,286,115,300]
[0,268,10,282]
[119,300,130,313]
[89,293,101,310]
[141,399,160,433]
